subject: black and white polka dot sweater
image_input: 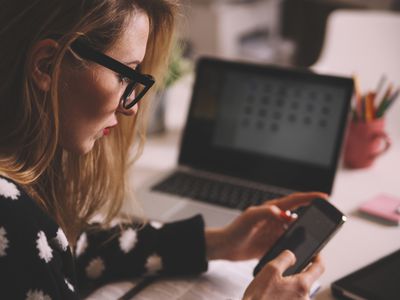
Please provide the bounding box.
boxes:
[0,176,208,299]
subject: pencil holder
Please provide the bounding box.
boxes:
[343,119,391,169]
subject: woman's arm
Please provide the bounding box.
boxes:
[74,215,208,292]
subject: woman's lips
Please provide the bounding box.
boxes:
[101,123,117,137]
[103,127,111,136]
[103,124,117,136]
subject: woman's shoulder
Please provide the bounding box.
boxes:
[0,177,74,298]
[0,176,59,237]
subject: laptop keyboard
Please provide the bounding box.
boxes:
[151,171,284,210]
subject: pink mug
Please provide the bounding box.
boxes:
[344,119,391,169]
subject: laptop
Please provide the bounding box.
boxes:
[137,57,353,227]
[331,249,400,299]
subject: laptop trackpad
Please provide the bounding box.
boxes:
[162,200,240,228]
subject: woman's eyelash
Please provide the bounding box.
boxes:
[118,74,130,83]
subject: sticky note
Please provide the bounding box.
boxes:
[359,194,400,225]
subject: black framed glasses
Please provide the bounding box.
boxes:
[70,39,155,109]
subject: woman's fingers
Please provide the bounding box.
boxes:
[262,250,296,276]
[244,251,324,300]
[301,255,325,283]
[267,192,329,211]
[239,205,284,228]
[293,255,325,294]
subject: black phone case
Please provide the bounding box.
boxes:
[253,198,345,276]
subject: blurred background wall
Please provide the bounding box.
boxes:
[177,0,400,67]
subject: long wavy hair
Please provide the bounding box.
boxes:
[0,0,179,244]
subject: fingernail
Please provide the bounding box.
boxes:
[280,210,293,222]
[270,205,281,215]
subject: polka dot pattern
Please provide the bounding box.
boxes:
[145,253,163,275]
[0,176,207,297]
[64,278,75,292]
[85,257,105,279]
[36,231,53,263]
[0,178,20,200]
[53,228,69,252]
[75,232,88,257]
[25,289,52,300]
[119,228,137,254]
[0,227,9,257]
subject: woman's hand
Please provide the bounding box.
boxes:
[205,192,328,261]
[243,250,324,300]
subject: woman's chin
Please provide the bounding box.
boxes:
[60,140,95,155]
[80,140,97,155]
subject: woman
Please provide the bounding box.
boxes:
[0,0,325,299]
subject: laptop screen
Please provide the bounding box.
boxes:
[179,58,353,193]
[213,70,348,168]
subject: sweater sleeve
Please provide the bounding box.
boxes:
[74,215,208,292]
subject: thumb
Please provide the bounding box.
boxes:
[261,250,296,276]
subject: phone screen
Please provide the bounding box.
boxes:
[253,199,346,276]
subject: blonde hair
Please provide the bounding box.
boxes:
[0,0,179,243]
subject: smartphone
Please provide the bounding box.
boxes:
[253,198,346,276]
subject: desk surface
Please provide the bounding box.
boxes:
[129,74,400,300]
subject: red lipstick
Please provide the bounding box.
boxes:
[103,127,111,136]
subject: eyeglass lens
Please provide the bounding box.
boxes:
[122,81,148,109]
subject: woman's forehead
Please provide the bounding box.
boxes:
[106,12,149,66]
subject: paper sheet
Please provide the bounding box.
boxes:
[86,260,257,300]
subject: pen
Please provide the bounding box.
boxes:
[375,74,387,98]
[351,75,398,122]
[118,276,158,300]
[360,95,366,122]
[365,92,374,122]
[353,75,362,118]
[379,88,399,117]
[376,84,393,118]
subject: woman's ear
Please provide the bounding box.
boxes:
[29,39,59,92]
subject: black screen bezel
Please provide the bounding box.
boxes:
[253,198,346,276]
[178,57,353,193]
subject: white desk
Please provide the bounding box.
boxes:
[132,73,400,299]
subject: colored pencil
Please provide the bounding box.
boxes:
[378,88,399,118]
[376,84,393,118]
[365,92,374,122]
[353,75,362,119]
[352,75,398,122]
